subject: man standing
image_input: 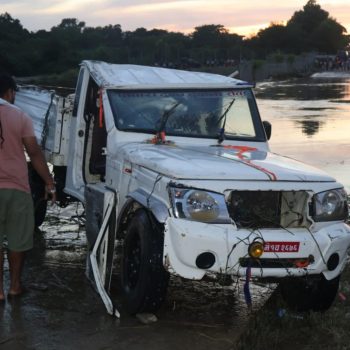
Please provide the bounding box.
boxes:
[0,74,56,301]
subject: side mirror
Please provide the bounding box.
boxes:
[262,121,272,140]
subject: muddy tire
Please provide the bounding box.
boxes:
[28,164,48,227]
[121,209,169,314]
[280,274,340,312]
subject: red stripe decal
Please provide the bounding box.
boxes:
[223,145,277,181]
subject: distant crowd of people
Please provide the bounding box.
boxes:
[154,58,238,70]
[314,51,350,71]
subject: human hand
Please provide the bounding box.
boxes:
[45,184,57,205]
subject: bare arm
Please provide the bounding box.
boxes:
[22,136,56,203]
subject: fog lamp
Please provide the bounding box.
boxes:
[248,241,264,258]
[294,258,310,268]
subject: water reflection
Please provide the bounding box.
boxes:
[256,75,350,190]
[296,119,325,137]
[256,78,350,101]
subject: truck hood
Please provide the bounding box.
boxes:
[124,143,335,182]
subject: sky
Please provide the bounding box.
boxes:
[1,0,350,37]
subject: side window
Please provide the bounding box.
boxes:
[72,68,84,117]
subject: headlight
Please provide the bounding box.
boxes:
[169,187,231,223]
[312,188,348,222]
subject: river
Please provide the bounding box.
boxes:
[256,72,350,191]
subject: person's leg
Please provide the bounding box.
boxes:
[0,189,8,301]
[0,249,4,300]
[6,190,34,296]
[8,250,25,295]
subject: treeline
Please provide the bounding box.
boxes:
[0,0,348,77]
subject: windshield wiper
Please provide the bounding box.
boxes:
[216,98,235,144]
[153,101,180,144]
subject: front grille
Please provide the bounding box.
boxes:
[239,258,295,268]
[227,190,309,229]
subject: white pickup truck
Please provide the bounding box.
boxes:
[16,60,350,316]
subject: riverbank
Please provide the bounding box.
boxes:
[15,53,316,89]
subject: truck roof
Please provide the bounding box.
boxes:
[82,60,250,90]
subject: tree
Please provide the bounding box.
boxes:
[0,12,28,40]
[191,24,228,47]
[255,24,289,55]
[287,0,348,52]
[0,13,29,73]
[191,24,241,63]
[288,0,329,34]
[0,1,349,78]
[54,18,85,31]
[310,18,348,53]
[245,0,349,56]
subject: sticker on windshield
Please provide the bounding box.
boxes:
[227,90,246,97]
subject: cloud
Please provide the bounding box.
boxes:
[90,1,301,34]
[1,0,349,35]
[101,0,204,9]
[0,0,61,10]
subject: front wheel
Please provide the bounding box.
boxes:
[280,274,340,312]
[120,209,169,314]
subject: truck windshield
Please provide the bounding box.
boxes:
[108,89,265,141]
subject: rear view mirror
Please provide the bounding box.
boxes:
[263,121,272,140]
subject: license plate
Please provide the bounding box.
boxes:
[264,241,300,253]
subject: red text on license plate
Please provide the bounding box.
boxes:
[264,242,300,253]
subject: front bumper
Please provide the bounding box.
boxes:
[163,218,350,280]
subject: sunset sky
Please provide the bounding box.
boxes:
[1,0,349,36]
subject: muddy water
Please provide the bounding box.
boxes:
[1,75,349,349]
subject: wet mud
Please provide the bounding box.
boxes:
[0,204,272,350]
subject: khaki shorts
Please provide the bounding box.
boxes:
[0,188,34,251]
